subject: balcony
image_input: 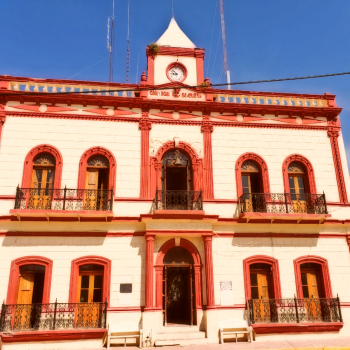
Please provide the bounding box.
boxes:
[10,187,113,220]
[237,193,329,223]
[153,190,203,211]
[247,297,343,334]
[0,301,107,333]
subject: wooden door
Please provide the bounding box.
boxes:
[251,270,271,322]
[189,267,195,326]
[76,272,103,327]
[15,274,35,329]
[301,270,320,319]
[85,170,99,210]
[30,168,55,209]
[289,175,307,213]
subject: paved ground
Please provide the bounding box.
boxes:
[90,337,350,349]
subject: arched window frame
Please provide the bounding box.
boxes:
[6,256,53,304]
[77,147,117,195]
[154,238,203,310]
[69,256,112,304]
[293,255,333,299]
[282,154,317,194]
[22,144,63,189]
[243,255,282,301]
[150,141,203,197]
[235,153,270,197]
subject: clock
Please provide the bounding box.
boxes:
[166,62,187,83]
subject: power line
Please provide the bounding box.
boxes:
[6,71,350,96]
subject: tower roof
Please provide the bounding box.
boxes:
[156,18,196,49]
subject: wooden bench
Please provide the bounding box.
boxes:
[219,318,253,343]
[107,322,143,348]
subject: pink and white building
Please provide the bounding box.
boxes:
[0,18,349,349]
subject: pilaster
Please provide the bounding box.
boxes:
[0,104,5,144]
[144,233,155,310]
[201,115,214,200]
[202,233,215,308]
[139,111,152,199]
[327,117,348,203]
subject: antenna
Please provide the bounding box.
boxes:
[136,53,139,84]
[126,0,130,82]
[172,0,174,18]
[107,0,115,82]
[219,0,231,89]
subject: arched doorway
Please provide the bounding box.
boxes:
[30,153,56,209]
[84,155,110,210]
[155,239,202,326]
[158,149,200,210]
[241,160,264,212]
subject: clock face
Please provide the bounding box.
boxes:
[168,66,185,82]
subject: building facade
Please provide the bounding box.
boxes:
[0,18,349,349]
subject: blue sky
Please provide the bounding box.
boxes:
[1,0,350,167]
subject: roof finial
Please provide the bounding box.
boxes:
[172,0,174,18]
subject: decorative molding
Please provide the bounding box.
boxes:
[294,255,333,298]
[150,138,203,157]
[201,115,214,200]
[6,256,53,304]
[145,233,155,310]
[202,233,215,308]
[69,255,111,304]
[146,222,212,231]
[84,107,138,116]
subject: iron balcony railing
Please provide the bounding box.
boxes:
[247,296,342,325]
[238,193,327,215]
[0,300,108,332]
[154,190,203,210]
[14,186,113,211]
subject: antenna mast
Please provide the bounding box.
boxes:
[219,0,230,89]
[107,0,115,82]
[126,0,130,82]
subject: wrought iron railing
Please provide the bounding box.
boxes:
[238,193,327,215]
[247,296,342,325]
[0,301,108,332]
[14,186,113,211]
[154,190,203,210]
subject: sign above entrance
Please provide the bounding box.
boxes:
[148,88,206,102]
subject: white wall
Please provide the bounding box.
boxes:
[212,126,339,202]
[0,116,141,198]
[212,236,350,305]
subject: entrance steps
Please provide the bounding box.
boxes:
[155,325,207,347]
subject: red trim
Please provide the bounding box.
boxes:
[77,147,116,194]
[147,56,155,85]
[150,140,203,198]
[294,255,333,298]
[202,234,215,308]
[0,195,16,200]
[243,255,282,301]
[139,112,152,198]
[235,153,271,197]
[155,238,203,310]
[21,144,63,189]
[201,117,214,200]
[6,256,53,304]
[196,54,204,85]
[0,329,106,343]
[68,256,111,304]
[166,62,188,83]
[282,154,317,194]
[11,104,77,113]
[0,104,5,145]
[145,233,155,310]
[252,322,343,334]
[328,118,348,203]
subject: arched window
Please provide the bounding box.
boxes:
[21,144,63,190]
[162,150,192,191]
[235,153,270,198]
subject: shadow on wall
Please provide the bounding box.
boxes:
[232,236,319,248]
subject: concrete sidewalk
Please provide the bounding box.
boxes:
[88,337,350,350]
